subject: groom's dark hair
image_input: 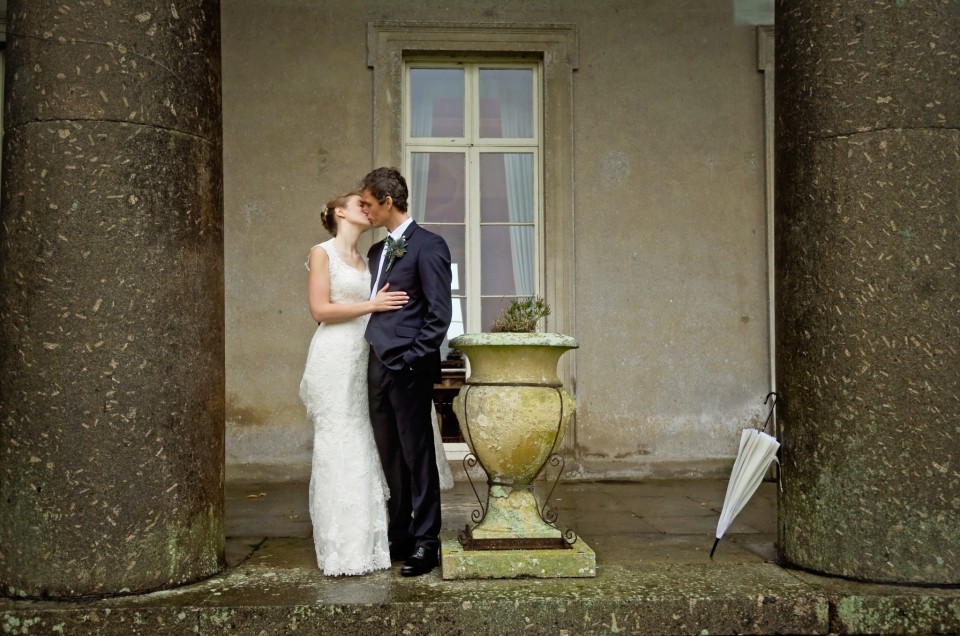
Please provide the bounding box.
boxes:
[359,167,409,212]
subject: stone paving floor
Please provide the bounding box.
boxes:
[2,479,958,635]
[224,478,779,570]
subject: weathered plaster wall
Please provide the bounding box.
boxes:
[571,4,770,478]
[221,0,770,480]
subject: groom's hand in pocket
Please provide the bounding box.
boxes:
[402,356,422,375]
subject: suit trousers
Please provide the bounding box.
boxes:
[367,350,442,553]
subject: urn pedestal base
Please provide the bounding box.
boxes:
[470,485,561,542]
[441,533,596,580]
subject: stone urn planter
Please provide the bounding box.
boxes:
[450,332,579,549]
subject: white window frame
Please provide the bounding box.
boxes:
[368,22,579,458]
[404,60,543,332]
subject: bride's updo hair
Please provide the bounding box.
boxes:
[321,191,361,237]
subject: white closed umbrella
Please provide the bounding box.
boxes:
[711,394,780,559]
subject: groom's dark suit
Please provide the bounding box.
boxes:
[366,220,452,557]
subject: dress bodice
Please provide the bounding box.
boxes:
[316,240,371,305]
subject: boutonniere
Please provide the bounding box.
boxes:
[384,235,407,274]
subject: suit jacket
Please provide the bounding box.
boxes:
[365,221,453,381]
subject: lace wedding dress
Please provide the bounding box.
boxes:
[299,240,390,576]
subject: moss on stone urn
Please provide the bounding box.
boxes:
[450,331,578,543]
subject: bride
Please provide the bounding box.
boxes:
[299,191,454,575]
[299,191,408,576]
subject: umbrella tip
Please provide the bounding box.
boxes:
[709,537,720,560]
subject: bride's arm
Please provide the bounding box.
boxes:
[307,246,406,323]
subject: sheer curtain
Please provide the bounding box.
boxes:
[409,89,433,222]
[490,71,535,297]
[503,154,534,296]
[409,69,463,221]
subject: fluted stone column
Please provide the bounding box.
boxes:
[0,1,224,597]
[775,1,959,584]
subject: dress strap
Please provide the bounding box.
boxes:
[319,240,343,272]
[305,243,325,271]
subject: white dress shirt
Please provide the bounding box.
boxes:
[370,217,414,299]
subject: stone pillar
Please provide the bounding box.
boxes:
[0,1,224,598]
[775,1,959,584]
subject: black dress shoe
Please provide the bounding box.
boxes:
[400,546,439,577]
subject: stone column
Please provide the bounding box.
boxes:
[775,1,959,584]
[0,1,224,598]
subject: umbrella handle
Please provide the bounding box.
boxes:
[761,391,778,432]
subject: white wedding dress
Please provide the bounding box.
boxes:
[299,240,391,576]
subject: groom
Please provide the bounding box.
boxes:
[360,167,452,577]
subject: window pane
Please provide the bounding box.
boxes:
[409,152,465,224]
[441,292,467,363]
[479,153,533,224]
[448,294,466,341]
[410,68,464,138]
[482,296,522,332]
[480,225,534,296]
[478,69,533,138]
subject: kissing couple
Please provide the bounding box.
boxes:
[299,167,453,577]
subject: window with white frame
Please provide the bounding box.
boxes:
[404,62,542,355]
[368,22,577,452]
